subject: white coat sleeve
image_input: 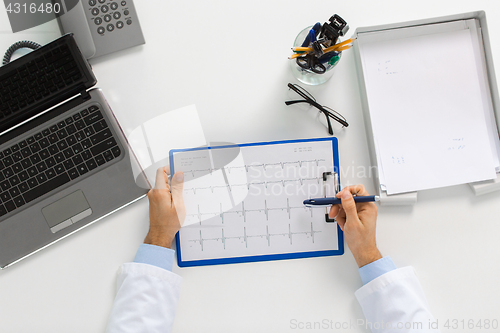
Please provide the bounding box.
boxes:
[355,267,440,333]
[106,262,182,333]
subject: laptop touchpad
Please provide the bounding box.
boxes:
[42,190,92,233]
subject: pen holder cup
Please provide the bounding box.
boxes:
[290,26,342,85]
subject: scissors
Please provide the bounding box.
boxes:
[296,53,326,74]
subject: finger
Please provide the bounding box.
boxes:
[164,166,172,186]
[154,167,168,189]
[337,221,344,231]
[336,212,346,231]
[339,189,359,222]
[344,185,375,215]
[336,207,346,230]
[328,204,341,219]
[337,206,346,221]
[341,184,369,197]
[170,171,184,203]
[170,171,186,219]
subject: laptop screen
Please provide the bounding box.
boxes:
[0,34,96,135]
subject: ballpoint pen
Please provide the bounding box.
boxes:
[301,23,322,47]
[303,195,379,207]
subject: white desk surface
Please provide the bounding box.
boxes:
[1,1,500,332]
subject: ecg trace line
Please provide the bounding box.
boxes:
[184,159,326,177]
[183,177,322,194]
[187,222,321,250]
[185,198,314,224]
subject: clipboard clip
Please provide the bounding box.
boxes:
[323,171,339,223]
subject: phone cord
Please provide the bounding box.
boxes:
[2,40,42,66]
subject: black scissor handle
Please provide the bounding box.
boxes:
[296,55,309,70]
[310,60,326,74]
[296,54,326,74]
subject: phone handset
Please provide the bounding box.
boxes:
[57,0,96,59]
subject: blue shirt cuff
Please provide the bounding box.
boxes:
[133,243,175,271]
[358,256,397,285]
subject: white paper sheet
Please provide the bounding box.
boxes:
[127,105,207,186]
[172,140,339,262]
[358,20,498,194]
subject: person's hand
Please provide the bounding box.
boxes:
[328,185,381,268]
[144,167,185,248]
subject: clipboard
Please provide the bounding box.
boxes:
[169,137,344,267]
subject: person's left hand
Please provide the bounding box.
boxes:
[144,167,185,248]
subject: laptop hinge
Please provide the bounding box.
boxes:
[80,89,91,101]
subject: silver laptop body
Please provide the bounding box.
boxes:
[0,35,148,268]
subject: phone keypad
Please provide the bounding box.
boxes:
[87,0,135,35]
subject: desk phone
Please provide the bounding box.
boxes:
[57,0,145,59]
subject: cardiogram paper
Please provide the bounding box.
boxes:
[358,19,498,194]
[171,139,340,263]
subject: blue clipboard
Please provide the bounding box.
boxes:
[169,137,343,267]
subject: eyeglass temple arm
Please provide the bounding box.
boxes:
[287,83,313,101]
[324,115,334,135]
[285,99,349,128]
[285,100,308,106]
[322,108,349,127]
[316,103,348,127]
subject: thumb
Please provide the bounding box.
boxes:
[170,171,185,218]
[170,171,184,209]
[340,189,358,222]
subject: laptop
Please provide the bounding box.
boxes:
[0,34,148,269]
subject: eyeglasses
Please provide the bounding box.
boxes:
[285,83,348,135]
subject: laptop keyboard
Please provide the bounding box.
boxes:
[0,105,121,217]
[0,43,81,122]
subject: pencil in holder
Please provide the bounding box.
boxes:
[290,26,342,86]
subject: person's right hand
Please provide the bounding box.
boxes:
[328,185,382,268]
